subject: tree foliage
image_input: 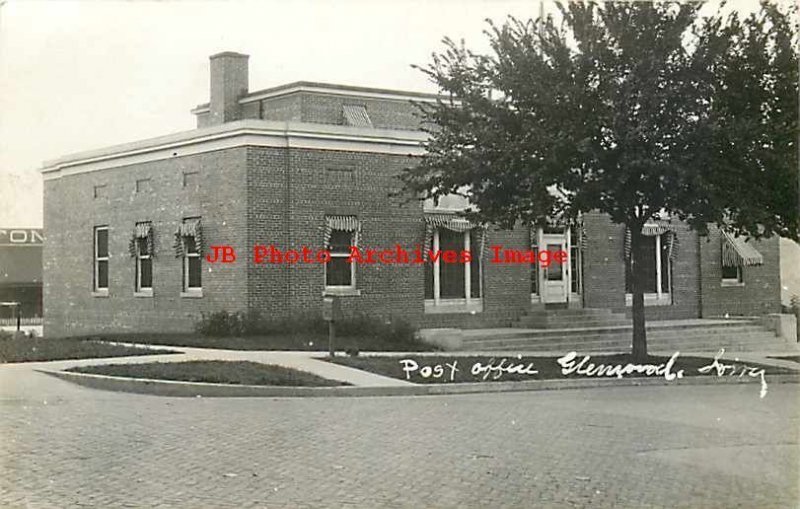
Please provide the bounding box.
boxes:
[402,0,798,237]
[400,0,799,358]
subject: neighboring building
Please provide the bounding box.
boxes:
[0,228,44,320]
[40,52,782,337]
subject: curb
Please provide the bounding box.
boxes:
[37,368,800,398]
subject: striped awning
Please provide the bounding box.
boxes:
[425,213,474,232]
[423,213,487,260]
[134,222,152,238]
[624,222,679,262]
[721,231,763,267]
[342,105,373,128]
[323,216,360,248]
[177,218,201,237]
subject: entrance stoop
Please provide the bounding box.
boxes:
[455,317,800,354]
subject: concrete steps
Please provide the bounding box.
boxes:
[514,307,630,329]
[459,317,798,353]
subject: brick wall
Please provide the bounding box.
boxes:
[43,149,250,337]
[582,213,702,320]
[246,146,426,323]
[699,226,781,317]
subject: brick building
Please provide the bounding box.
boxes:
[41,52,781,337]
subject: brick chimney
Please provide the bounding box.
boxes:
[208,52,249,125]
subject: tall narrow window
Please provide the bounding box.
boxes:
[323,216,359,291]
[93,226,109,293]
[570,227,582,294]
[134,222,153,294]
[179,218,202,295]
[326,230,355,288]
[625,231,672,303]
[530,230,539,296]
[424,227,482,304]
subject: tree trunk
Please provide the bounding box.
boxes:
[630,227,648,361]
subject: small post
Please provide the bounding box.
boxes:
[328,320,336,358]
[322,296,340,358]
[16,303,21,332]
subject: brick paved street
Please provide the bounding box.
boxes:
[1,366,798,508]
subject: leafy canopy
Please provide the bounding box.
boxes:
[401,1,799,239]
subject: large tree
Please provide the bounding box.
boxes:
[400,0,799,360]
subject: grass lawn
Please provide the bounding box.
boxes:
[75,333,436,352]
[330,353,795,384]
[0,336,176,363]
[68,360,348,387]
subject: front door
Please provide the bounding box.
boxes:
[541,232,570,303]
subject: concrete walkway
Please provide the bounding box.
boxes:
[5,341,798,389]
[4,344,414,387]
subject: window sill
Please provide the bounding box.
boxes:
[323,288,361,297]
[180,290,203,298]
[625,293,672,307]
[721,280,745,287]
[134,290,153,298]
[91,290,109,298]
[424,298,483,314]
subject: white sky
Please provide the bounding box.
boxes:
[0,0,768,227]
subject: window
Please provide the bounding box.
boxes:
[625,232,672,305]
[93,184,107,199]
[135,178,152,194]
[721,265,743,284]
[134,222,153,294]
[424,228,482,311]
[326,230,355,288]
[181,218,202,294]
[570,228,582,295]
[93,226,109,293]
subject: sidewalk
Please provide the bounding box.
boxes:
[6,341,798,389]
[5,344,413,388]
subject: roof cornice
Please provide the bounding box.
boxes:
[41,120,426,180]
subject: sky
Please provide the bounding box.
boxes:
[0,0,547,227]
[0,0,777,229]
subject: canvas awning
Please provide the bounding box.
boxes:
[134,222,152,238]
[422,214,488,260]
[323,216,360,248]
[173,218,202,257]
[177,218,201,237]
[721,230,763,267]
[624,222,679,262]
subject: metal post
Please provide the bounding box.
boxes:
[15,303,21,332]
[328,320,335,358]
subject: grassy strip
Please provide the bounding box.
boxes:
[0,336,175,363]
[73,333,436,352]
[68,360,348,387]
[330,354,795,384]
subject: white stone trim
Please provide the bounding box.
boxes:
[239,84,450,106]
[41,120,427,180]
